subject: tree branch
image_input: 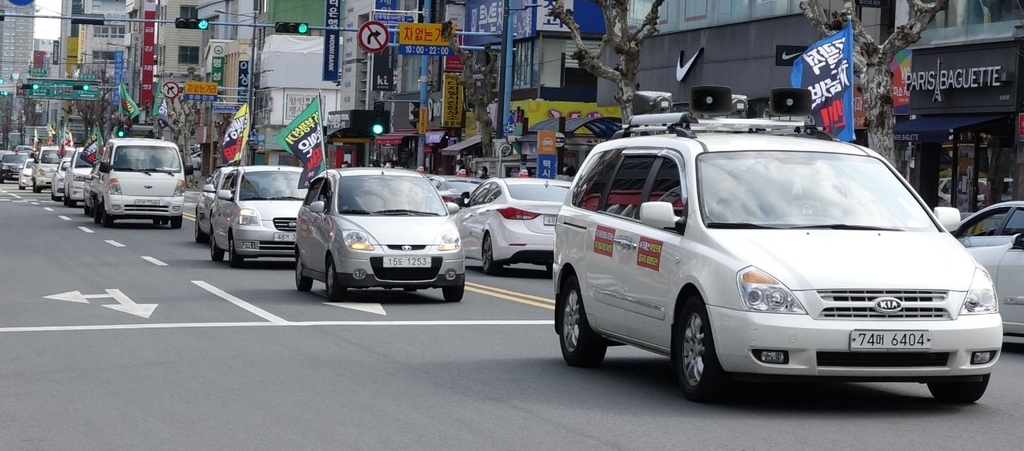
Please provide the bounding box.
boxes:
[548,0,621,83]
[628,0,667,42]
[880,0,949,61]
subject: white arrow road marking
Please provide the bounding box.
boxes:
[141,256,167,266]
[8,193,20,198]
[78,226,94,233]
[192,281,288,324]
[43,207,53,211]
[324,302,387,316]
[101,289,158,319]
[43,290,112,304]
[105,240,125,247]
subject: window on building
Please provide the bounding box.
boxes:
[180,6,198,19]
[513,41,534,89]
[562,40,598,89]
[178,46,200,65]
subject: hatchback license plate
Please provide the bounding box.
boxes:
[135,199,160,205]
[543,216,556,226]
[850,330,932,351]
[273,232,296,242]
[383,257,431,268]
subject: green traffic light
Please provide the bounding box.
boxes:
[298,23,308,33]
[198,19,209,30]
[32,84,39,90]
[82,85,90,91]
[116,129,125,138]
[371,124,384,135]
[0,91,8,96]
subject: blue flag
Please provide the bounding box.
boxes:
[791,21,855,142]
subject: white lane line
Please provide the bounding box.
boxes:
[9,193,21,199]
[31,202,39,205]
[192,280,289,324]
[43,207,54,212]
[58,215,71,221]
[141,256,167,266]
[0,320,553,334]
[105,240,126,248]
[78,226,94,234]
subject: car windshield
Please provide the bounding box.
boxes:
[238,171,307,201]
[2,154,29,164]
[112,146,181,172]
[697,151,936,231]
[336,175,447,216]
[441,180,482,193]
[39,150,61,164]
[507,183,569,202]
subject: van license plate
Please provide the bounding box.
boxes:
[273,232,296,242]
[383,257,431,268]
[135,199,160,205]
[849,330,931,351]
[543,216,556,226]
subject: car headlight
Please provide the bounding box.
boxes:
[343,230,375,251]
[108,177,121,195]
[437,230,461,251]
[237,208,261,226]
[172,180,185,197]
[961,268,998,314]
[736,267,807,314]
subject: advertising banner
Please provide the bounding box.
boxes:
[274,97,325,189]
[442,73,463,128]
[323,0,342,81]
[221,103,250,164]
[141,0,157,107]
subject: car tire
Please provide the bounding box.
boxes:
[210,233,225,262]
[676,296,727,403]
[481,234,502,276]
[295,252,313,292]
[928,374,990,404]
[93,201,102,224]
[18,185,25,190]
[557,274,607,367]
[325,257,346,302]
[101,207,114,228]
[170,216,183,229]
[228,233,245,268]
[84,199,92,216]
[442,282,464,302]
[50,190,56,201]
[194,215,210,243]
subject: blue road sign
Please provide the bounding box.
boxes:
[537,154,557,179]
[503,112,516,136]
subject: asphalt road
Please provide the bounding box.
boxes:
[2,186,1024,451]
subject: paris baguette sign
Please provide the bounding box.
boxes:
[904,59,1003,103]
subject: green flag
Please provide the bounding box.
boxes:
[274,97,324,189]
[119,83,140,119]
[152,77,164,117]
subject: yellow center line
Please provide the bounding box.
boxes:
[183,212,196,222]
[465,286,554,310]
[465,282,554,305]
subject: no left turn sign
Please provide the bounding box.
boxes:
[358,21,389,54]
[163,81,181,100]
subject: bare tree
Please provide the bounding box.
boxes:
[0,96,12,149]
[799,0,947,165]
[548,0,666,120]
[442,21,500,157]
[72,75,113,133]
[166,67,203,163]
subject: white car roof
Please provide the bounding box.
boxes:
[236,165,303,173]
[106,138,179,148]
[591,131,877,160]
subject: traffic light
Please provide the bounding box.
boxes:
[0,91,9,97]
[275,22,309,34]
[371,101,390,136]
[115,127,125,138]
[175,18,209,30]
[21,83,39,90]
[73,83,92,91]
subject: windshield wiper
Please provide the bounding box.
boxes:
[706,222,779,229]
[373,209,442,216]
[267,196,304,201]
[786,224,902,231]
[338,209,372,215]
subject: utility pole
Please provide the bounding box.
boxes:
[416,0,434,168]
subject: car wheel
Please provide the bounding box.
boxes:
[170,216,182,229]
[33,181,41,193]
[101,207,114,228]
[325,257,347,302]
[481,234,502,275]
[228,233,245,268]
[928,374,990,404]
[210,233,225,262]
[558,274,606,367]
[18,184,24,190]
[50,190,56,201]
[295,252,313,292]
[676,296,727,403]
[442,282,464,302]
[84,199,92,216]
[93,201,102,224]
[194,215,210,243]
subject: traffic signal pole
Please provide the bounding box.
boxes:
[416,0,433,169]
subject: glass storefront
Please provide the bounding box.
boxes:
[917,0,1024,45]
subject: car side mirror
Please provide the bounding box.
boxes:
[309,201,325,214]
[934,206,961,232]
[216,190,233,201]
[446,202,461,215]
[98,162,111,173]
[461,191,470,199]
[1014,234,1024,250]
[202,184,215,193]
[184,164,195,176]
[640,201,684,233]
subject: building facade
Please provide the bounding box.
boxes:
[1,4,35,81]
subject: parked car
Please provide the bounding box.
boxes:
[552,86,1001,404]
[17,160,36,190]
[32,146,62,193]
[62,148,92,207]
[953,201,1024,248]
[194,166,233,244]
[52,157,72,202]
[1,152,31,183]
[208,166,307,267]
[91,138,193,228]
[295,168,465,302]
[428,175,485,206]
[455,178,570,274]
[967,234,1024,338]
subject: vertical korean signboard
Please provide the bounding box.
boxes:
[442,73,463,128]
[141,0,157,108]
[238,60,249,100]
[444,4,466,72]
[112,50,124,105]
[536,130,557,179]
[210,44,225,87]
[323,0,342,81]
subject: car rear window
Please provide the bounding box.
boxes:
[507,184,569,202]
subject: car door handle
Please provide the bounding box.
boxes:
[614,238,637,250]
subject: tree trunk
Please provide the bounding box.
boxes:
[615,79,635,123]
[863,61,897,165]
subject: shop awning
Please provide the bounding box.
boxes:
[894,115,1005,143]
[425,131,447,145]
[441,135,482,156]
[375,130,417,146]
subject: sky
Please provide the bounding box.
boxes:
[35,0,62,40]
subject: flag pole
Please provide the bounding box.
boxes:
[317,89,326,169]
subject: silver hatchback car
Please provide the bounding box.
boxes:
[209,165,307,267]
[295,168,465,302]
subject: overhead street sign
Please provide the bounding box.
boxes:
[23,79,101,100]
[212,103,242,114]
[183,81,219,102]
[398,23,452,56]
[358,21,389,54]
[371,11,415,24]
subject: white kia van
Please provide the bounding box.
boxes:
[92,138,194,228]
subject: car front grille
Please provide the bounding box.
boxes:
[257,241,294,251]
[816,352,950,368]
[273,217,297,232]
[124,205,169,213]
[817,290,950,320]
[369,257,441,281]
[386,245,427,251]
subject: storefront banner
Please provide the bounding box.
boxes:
[274,97,325,189]
[442,73,464,128]
[791,20,855,142]
[890,49,911,115]
[221,103,250,164]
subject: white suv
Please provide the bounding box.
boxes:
[552,86,1002,404]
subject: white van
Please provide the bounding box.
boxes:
[92,138,194,228]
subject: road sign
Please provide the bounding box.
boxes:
[503,112,516,137]
[358,21,390,54]
[183,81,219,102]
[397,23,451,56]
[23,79,101,100]
[163,81,181,99]
[212,103,242,114]
[372,11,415,24]
[28,67,47,77]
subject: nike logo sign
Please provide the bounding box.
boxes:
[676,47,703,82]
[781,51,802,61]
